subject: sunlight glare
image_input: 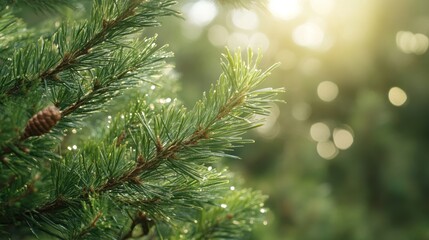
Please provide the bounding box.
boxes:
[231,9,259,30]
[268,0,302,21]
[293,21,325,49]
[184,0,218,27]
[310,0,335,16]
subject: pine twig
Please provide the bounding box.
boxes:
[75,211,103,239]
[38,2,139,82]
[4,173,40,207]
[121,211,153,240]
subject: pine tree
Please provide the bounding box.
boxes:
[0,0,281,239]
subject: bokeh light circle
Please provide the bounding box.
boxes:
[388,87,407,107]
[333,128,354,150]
[310,122,330,142]
[317,141,338,160]
[317,81,339,102]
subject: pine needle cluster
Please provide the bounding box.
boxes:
[0,0,282,239]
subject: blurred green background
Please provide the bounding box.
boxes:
[149,0,429,239]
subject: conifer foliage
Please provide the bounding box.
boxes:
[0,0,281,239]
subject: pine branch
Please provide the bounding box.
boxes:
[42,0,177,82]
[5,173,40,207]
[15,48,278,216]
[74,211,103,239]
[183,188,268,240]
[1,49,280,239]
[58,38,171,118]
[38,1,138,81]
[121,211,153,239]
[3,0,177,96]
[6,48,278,229]
[0,0,75,12]
[0,7,30,60]
[0,0,175,165]
[1,0,279,238]
[87,49,281,198]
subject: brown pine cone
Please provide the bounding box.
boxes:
[22,106,61,140]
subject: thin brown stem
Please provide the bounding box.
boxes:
[75,211,103,239]
[60,64,137,117]
[39,2,139,81]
